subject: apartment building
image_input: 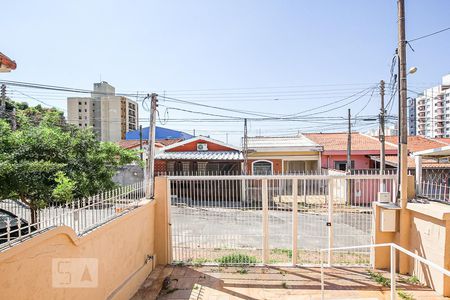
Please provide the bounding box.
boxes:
[67,81,139,142]
[408,97,416,136]
[414,74,450,138]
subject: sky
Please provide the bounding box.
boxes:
[1,0,450,145]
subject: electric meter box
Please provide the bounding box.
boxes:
[378,192,391,203]
[380,209,396,232]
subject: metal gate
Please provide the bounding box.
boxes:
[168,174,396,266]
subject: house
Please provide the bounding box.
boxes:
[0,52,16,72]
[304,132,397,171]
[155,136,243,175]
[246,135,323,174]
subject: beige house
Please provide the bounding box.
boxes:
[67,81,138,141]
[246,135,323,174]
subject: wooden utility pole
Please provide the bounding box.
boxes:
[346,109,352,172]
[146,93,158,199]
[243,118,248,175]
[139,125,143,161]
[379,80,386,191]
[397,0,410,275]
[398,0,408,203]
[379,81,386,172]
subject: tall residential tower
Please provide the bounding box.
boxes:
[414,74,450,138]
[67,81,138,142]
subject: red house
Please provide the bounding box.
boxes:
[155,136,243,175]
[304,132,398,171]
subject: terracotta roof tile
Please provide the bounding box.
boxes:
[384,136,447,152]
[156,138,184,146]
[373,155,450,169]
[304,132,396,151]
[0,52,17,71]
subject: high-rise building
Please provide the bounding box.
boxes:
[414,74,450,138]
[67,81,139,142]
[408,97,416,136]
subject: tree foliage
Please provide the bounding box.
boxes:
[0,105,140,220]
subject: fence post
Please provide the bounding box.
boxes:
[390,245,396,300]
[327,178,334,266]
[262,179,269,265]
[292,179,298,266]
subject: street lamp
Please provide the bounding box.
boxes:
[408,66,418,75]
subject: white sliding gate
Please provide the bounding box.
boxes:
[167,174,396,266]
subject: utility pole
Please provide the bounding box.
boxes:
[11,108,16,131]
[346,109,352,172]
[146,93,158,199]
[139,125,143,161]
[379,81,386,172]
[397,0,410,275]
[398,0,408,204]
[0,84,6,118]
[379,80,386,191]
[243,118,248,175]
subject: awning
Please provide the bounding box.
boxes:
[155,151,243,161]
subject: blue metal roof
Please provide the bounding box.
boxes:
[125,126,193,140]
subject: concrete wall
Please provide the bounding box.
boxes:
[408,204,450,296]
[373,175,450,296]
[113,164,144,186]
[322,154,372,170]
[0,200,157,300]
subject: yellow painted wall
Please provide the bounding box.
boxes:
[0,200,156,300]
[408,209,450,296]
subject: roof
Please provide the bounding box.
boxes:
[125,126,193,141]
[163,136,240,152]
[370,155,450,169]
[116,140,166,150]
[155,151,243,161]
[0,52,17,72]
[304,132,396,151]
[384,135,448,152]
[157,138,183,146]
[413,145,450,158]
[247,135,321,151]
[434,138,450,145]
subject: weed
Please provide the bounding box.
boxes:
[216,253,258,265]
[173,261,184,267]
[192,258,208,267]
[367,269,391,287]
[271,248,293,258]
[281,282,288,289]
[397,291,415,300]
[402,275,420,285]
[237,268,248,274]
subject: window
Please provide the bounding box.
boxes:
[252,161,273,175]
[84,102,87,105]
[85,109,87,112]
[78,109,81,112]
[334,161,354,171]
[78,102,81,105]
[78,116,82,120]
[78,123,82,127]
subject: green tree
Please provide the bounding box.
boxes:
[0,107,140,223]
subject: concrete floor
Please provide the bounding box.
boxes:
[131,265,448,300]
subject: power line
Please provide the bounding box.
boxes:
[408,26,450,43]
